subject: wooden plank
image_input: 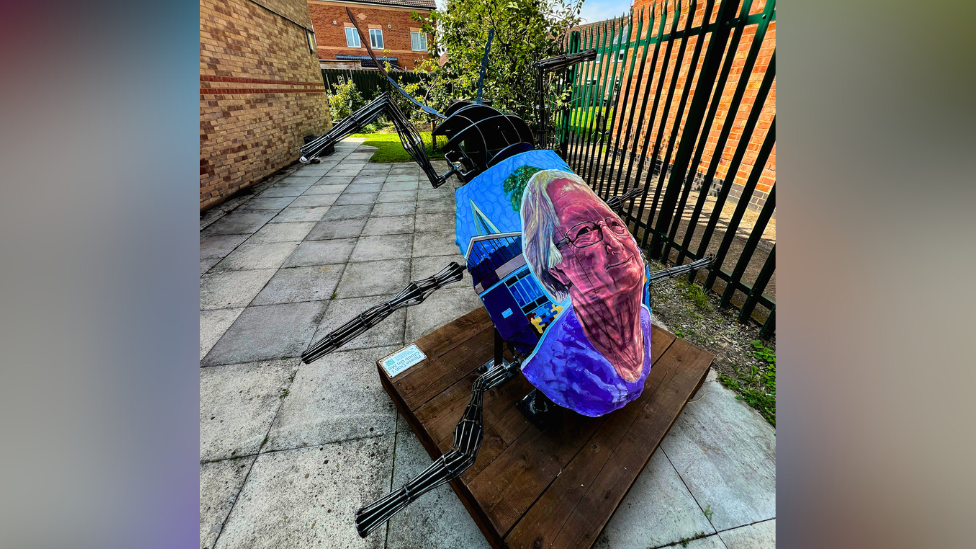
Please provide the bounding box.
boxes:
[479,327,679,540]
[398,325,497,411]
[503,328,678,547]
[545,339,714,549]
[377,311,712,549]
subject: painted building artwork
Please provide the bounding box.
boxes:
[455,151,654,417]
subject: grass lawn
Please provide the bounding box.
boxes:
[555,106,612,137]
[350,131,447,163]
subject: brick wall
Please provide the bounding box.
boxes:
[200,0,333,211]
[308,1,433,70]
[607,0,775,210]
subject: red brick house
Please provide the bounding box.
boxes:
[308,0,436,70]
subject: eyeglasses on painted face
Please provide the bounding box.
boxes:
[555,217,629,249]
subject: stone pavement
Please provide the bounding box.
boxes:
[200,139,776,549]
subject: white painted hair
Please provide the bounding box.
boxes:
[520,170,594,302]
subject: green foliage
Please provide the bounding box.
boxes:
[326,77,365,121]
[502,165,544,212]
[349,132,447,163]
[749,339,776,365]
[411,0,583,143]
[676,280,712,312]
[703,505,713,521]
[719,340,776,426]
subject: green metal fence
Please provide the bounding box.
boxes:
[321,69,423,101]
[554,0,776,336]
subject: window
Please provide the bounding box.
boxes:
[306,30,317,54]
[344,26,360,48]
[369,28,384,49]
[410,30,427,52]
[614,24,629,61]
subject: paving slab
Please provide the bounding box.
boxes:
[201,234,249,260]
[203,301,328,365]
[284,239,356,267]
[315,175,354,186]
[409,253,467,281]
[266,346,399,450]
[201,456,256,549]
[335,259,410,298]
[718,519,775,548]
[213,438,393,549]
[271,206,331,223]
[204,210,278,235]
[334,192,379,206]
[661,381,776,532]
[412,230,460,257]
[416,198,456,214]
[212,242,299,272]
[247,222,316,244]
[258,186,305,198]
[320,204,372,221]
[310,293,406,352]
[289,194,340,208]
[270,182,314,194]
[386,428,491,549]
[593,451,716,549]
[662,534,727,549]
[277,175,320,186]
[243,196,296,210]
[345,183,383,193]
[200,359,296,461]
[201,256,222,275]
[329,169,363,177]
[404,286,482,342]
[371,201,416,217]
[200,269,277,310]
[382,179,420,191]
[375,189,418,203]
[361,215,414,236]
[350,234,414,262]
[351,175,386,185]
[302,184,347,195]
[294,165,330,177]
[414,212,456,234]
[359,168,390,177]
[305,218,366,241]
[252,265,345,305]
[201,308,245,360]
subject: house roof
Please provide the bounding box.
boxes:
[327,0,437,10]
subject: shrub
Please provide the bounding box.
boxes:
[327,77,365,121]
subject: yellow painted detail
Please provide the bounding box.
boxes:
[530,316,547,334]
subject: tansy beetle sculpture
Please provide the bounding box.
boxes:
[297,10,712,537]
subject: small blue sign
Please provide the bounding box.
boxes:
[380,344,427,377]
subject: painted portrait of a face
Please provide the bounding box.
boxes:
[520,170,652,417]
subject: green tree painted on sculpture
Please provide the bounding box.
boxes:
[503,165,544,212]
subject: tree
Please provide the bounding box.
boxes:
[412,0,582,143]
[326,77,365,120]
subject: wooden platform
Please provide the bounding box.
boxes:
[376,308,714,549]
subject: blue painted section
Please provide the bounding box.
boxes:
[481,284,530,339]
[453,149,570,256]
